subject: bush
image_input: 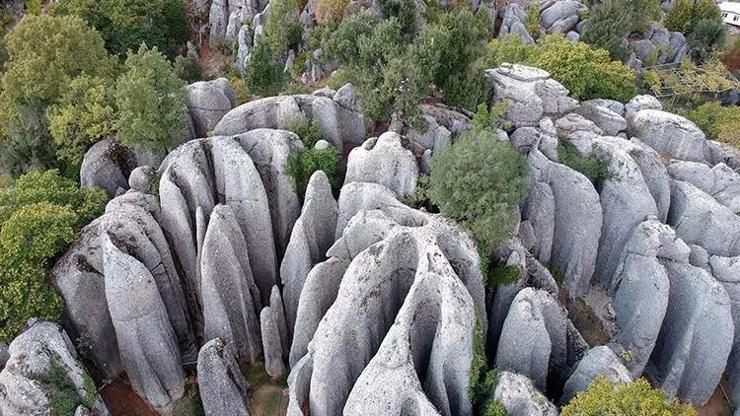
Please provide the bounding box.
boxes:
[428,124,529,261]
[245,40,287,97]
[0,170,107,342]
[53,0,189,58]
[316,0,350,25]
[115,44,188,154]
[285,147,341,197]
[48,76,116,172]
[685,102,740,148]
[665,0,721,35]
[687,17,727,62]
[264,0,303,56]
[284,116,324,148]
[558,142,612,184]
[581,0,661,60]
[0,15,115,176]
[481,35,636,102]
[377,0,418,38]
[561,376,696,415]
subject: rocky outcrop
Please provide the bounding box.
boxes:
[280,171,338,332]
[80,138,136,197]
[201,204,263,365]
[573,101,627,136]
[624,95,662,120]
[187,78,236,137]
[0,321,108,415]
[260,307,286,378]
[493,371,558,416]
[487,64,578,128]
[344,132,419,197]
[560,346,631,404]
[286,183,485,415]
[213,93,367,151]
[495,288,568,393]
[649,261,733,405]
[498,3,534,44]
[668,161,740,214]
[197,338,250,416]
[541,1,586,33]
[103,234,185,410]
[628,110,710,163]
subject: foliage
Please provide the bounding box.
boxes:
[285,147,341,197]
[115,44,188,154]
[324,10,379,66]
[687,17,727,63]
[468,319,488,405]
[53,0,189,58]
[481,35,636,102]
[316,0,350,25]
[561,376,697,415]
[0,170,107,342]
[47,360,86,416]
[377,0,418,38]
[486,262,520,288]
[581,0,661,60]
[525,1,540,38]
[685,102,740,148]
[0,15,114,176]
[558,142,612,184]
[174,51,204,83]
[400,175,436,212]
[484,400,509,416]
[48,76,116,172]
[428,122,529,261]
[472,102,510,131]
[264,0,303,55]
[245,40,287,97]
[665,0,721,35]
[284,116,325,148]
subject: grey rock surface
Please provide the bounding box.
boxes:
[625,95,662,120]
[197,338,250,416]
[668,161,740,214]
[260,307,286,378]
[187,78,236,137]
[80,138,136,198]
[344,132,418,197]
[560,346,631,404]
[574,101,627,136]
[628,109,709,162]
[493,371,558,416]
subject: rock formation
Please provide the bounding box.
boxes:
[197,338,250,415]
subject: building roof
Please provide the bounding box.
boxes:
[720,2,740,15]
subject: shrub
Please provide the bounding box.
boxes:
[481,35,636,102]
[558,142,612,184]
[685,102,740,148]
[581,0,661,60]
[53,0,189,58]
[525,1,540,38]
[0,170,107,342]
[264,0,303,56]
[47,359,91,415]
[687,17,727,63]
[377,0,418,38]
[316,0,350,25]
[0,15,115,176]
[665,0,721,35]
[428,125,529,261]
[174,51,204,83]
[48,76,116,172]
[115,44,188,154]
[285,147,341,197]
[284,116,324,148]
[561,376,696,415]
[484,401,508,416]
[245,40,287,97]
[486,262,520,288]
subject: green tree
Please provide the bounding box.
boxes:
[665,0,721,34]
[264,0,303,56]
[115,44,188,154]
[561,376,696,415]
[0,170,107,342]
[48,76,116,172]
[686,101,740,148]
[245,40,287,96]
[53,0,189,58]
[581,0,661,60]
[428,116,529,263]
[687,17,727,62]
[0,14,114,176]
[285,147,340,197]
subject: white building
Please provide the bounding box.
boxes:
[721,2,740,28]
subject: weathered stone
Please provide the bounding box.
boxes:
[260,307,285,378]
[541,0,586,29]
[496,288,568,393]
[280,171,338,332]
[555,113,603,138]
[629,109,710,162]
[649,261,734,405]
[624,95,662,120]
[574,101,627,135]
[668,161,740,214]
[0,322,109,416]
[561,346,631,404]
[344,132,418,197]
[197,338,250,416]
[103,234,185,410]
[201,204,263,365]
[80,138,136,198]
[128,165,156,193]
[187,78,236,137]
[628,139,672,222]
[493,371,557,416]
[707,140,740,172]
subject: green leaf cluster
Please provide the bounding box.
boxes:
[685,101,740,148]
[665,0,721,35]
[0,170,107,342]
[581,0,661,60]
[285,147,341,197]
[561,376,696,415]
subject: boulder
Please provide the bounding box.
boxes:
[574,101,627,136]
[627,139,672,222]
[668,161,740,214]
[707,140,740,172]
[496,288,568,393]
[628,110,709,162]
[541,0,586,30]
[280,171,338,332]
[213,93,367,151]
[560,346,631,404]
[344,132,419,197]
[0,321,109,416]
[260,307,286,378]
[187,78,236,137]
[499,4,534,44]
[0,343,7,369]
[128,165,156,193]
[555,113,603,138]
[201,204,263,366]
[80,138,136,198]
[624,95,662,120]
[197,338,250,416]
[493,371,557,416]
[583,99,624,116]
[487,64,577,128]
[103,234,185,410]
[649,262,734,405]
[209,0,228,47]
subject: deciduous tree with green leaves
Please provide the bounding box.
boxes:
[115,44,188,154]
